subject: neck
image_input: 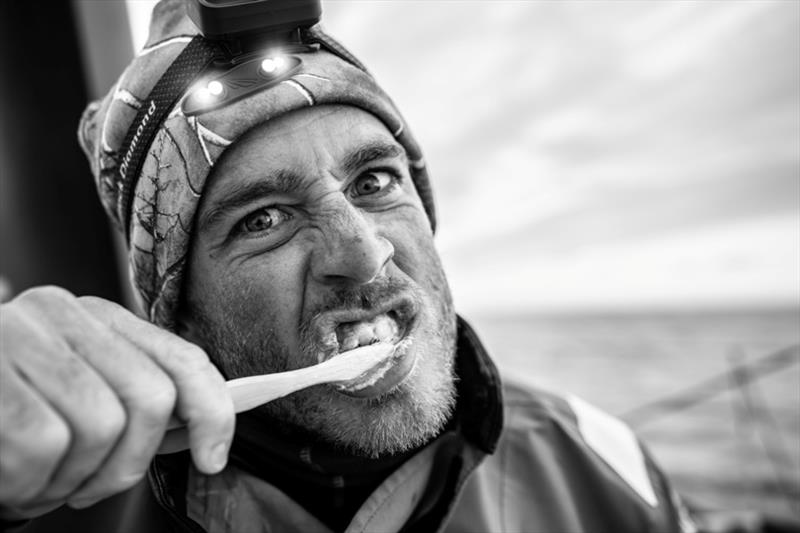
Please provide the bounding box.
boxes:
[229,411,428,531]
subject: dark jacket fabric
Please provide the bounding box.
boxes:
[5,317,692,533]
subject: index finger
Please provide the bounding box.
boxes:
[78,297,235,475]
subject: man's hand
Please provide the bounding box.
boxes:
[0,286,235,519]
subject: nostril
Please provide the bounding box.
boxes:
[313,233,394,285]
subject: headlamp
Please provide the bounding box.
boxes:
[116,0,321,238]
[186,0,322,47]
[181,0,319,115]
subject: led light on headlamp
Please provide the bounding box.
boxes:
[192,79,226,105]
[182,54,301,116]
[207,80,224,96]
[260,56,286,75]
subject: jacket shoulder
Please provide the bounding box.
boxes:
[500,375,587,437]
[500,376,576,416]
[456,375,698,533]
[501,376,661,505]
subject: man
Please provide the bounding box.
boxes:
[0,1,695,531]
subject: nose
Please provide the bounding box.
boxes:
[311,202,394,285]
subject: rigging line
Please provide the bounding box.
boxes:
[726,354,753,510]
[621,344,800,428]
[728,349,800,516]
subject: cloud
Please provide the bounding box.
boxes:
[323,1,799,310]
[444,212,800,314]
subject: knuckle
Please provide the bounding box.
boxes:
[0,452,41,504]
[169,343,213,375]
[33,414,72,459]
[13,286,85,330]
[134,379,177,422]
[85,402,126,445]
[18,285,75,305]
[76,295,105,306]
[52,355,94,390]
[4,416,72,498]
[0,385,68,457]
[77,295,119,316]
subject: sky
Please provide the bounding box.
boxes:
[126,0,800,315]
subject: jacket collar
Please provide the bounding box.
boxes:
[453,315,504,454]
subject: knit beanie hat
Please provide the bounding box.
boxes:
[78,0,435,330]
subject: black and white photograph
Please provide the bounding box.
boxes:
[0,1,798,532]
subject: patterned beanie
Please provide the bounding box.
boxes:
[78,0,435,330]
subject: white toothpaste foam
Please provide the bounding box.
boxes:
[337,337,415,393]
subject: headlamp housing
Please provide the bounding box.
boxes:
[186,0,322,52]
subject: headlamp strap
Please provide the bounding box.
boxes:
[117,36,224,239]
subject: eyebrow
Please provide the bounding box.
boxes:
[198,169,305,232]
[342,141,406,175]
[198,140,407,233]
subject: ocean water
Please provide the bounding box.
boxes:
[466,308,800,518]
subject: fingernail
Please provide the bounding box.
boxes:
[207,441,229,473]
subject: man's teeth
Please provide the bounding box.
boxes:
[336,314,400,352]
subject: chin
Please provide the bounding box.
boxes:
[265,316,458,457]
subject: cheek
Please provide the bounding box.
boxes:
[385,210,456,349]
[191,246,311,347]
[383,209,447,291]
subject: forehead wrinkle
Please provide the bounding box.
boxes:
[198,168,308,233]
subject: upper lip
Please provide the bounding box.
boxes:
[309,294,419,360]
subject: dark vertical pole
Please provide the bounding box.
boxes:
[0,1,123,302]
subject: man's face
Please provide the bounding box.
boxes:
[182,105,457,457]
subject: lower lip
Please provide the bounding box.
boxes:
[336,339,417,398]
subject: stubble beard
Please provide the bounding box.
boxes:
[188,275,458,458]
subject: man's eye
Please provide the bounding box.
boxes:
[352,171,396,197]
[237,207,288,234]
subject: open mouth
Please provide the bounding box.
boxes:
[311,296,419,396]
[333,310,406,354]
